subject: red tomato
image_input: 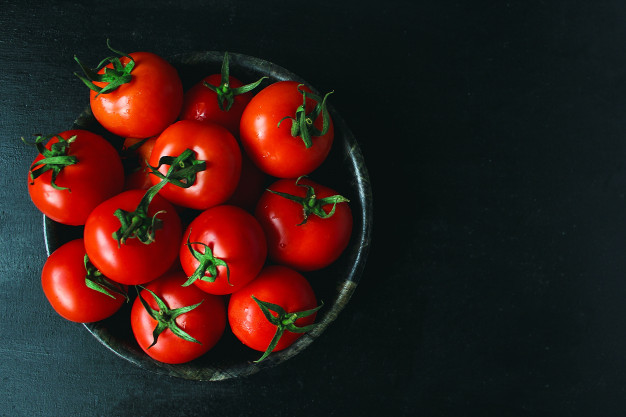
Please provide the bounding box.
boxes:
[41,239,126,323]
[79,49,183,138]
[26,130,124,226]
[179,205,267,295]
[180,74,252,137]
[83,189,182,285]
[148,120,241,210]
[228,265,320,360]
[239,80,334,178]
[255,177,353,271]
[131,271,226,364]
[122,136,157,190]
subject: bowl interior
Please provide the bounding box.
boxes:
[43,51,372,381]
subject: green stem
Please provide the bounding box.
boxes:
[74,39,135,97]
[182,230,231,287]
[22,134,78,191]
[277,84,334,148]
[202,51,267,111]
[251,295,323,363]
[266,176,349,225]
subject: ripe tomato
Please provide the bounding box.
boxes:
[76,44,183,138]
[179,52,266,137]
[239,80,334,178]
[122,136,157,190]
[26,129,124,226]
[148,120,241,210]
[255,177,353,271]
[42,239,126,323]
[83,189,182,285]
[228,265,321,362]
[131,271,226,364]
[180,74,252,137]
[179,205,267,295]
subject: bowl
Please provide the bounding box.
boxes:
[43,51,372,381]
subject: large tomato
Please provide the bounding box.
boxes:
[255,177,352,271]
[76,44,183,138]
[83,189,182,285]
[148,120,241,210]
[41,239,126,323]
[239,80,334,178]
[131,271,226,364]
[26,129,124,226]
[179,205,267,295]
[228,265,321,362]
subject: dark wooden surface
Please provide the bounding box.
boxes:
[4,1,626,416]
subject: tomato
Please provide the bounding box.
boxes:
[83,189,182,285]
[179,52,266,137]
[255,177,353,271]
[239,80,334,178]
[122,136,157,190]
[148,120,242,210]
[41,239,126,323]
[26,130,124,226]
[180,74,251,137]
[131,271,226,364]
[179,205,267,295]
[76,44,183,138]
[228,265,321,362]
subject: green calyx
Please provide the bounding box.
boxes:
[277,84,333,148]
[182,230,231,287]
[74,39,135,96]
[202,51,267,112]
[267,176,349,226]
[112,148,206,246]
[136,286,203,348]
[251,295,323,363]
[22,134,78,191]
[84,254,128,301]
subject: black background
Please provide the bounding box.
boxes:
[3,0,626,416]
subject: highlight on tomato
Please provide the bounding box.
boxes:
[74,40,183,139]
[131,271,227,364]
[179,205,267,295]
[41,239,127,323]
[25,129,124,226]
[255,176,353,271]
[239,80,334,178]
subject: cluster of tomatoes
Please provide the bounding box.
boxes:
[27,42,353,365]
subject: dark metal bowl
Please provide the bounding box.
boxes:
[43,52,372,381]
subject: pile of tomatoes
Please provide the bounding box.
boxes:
[27,42,354,365]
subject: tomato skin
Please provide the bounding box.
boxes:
[225,151,267,212]
[180,205,267,295]
[41,239,126,323]
[180,74,253,137]
[148,120,242,210]
[239,81,334,178]
[228,265,318,353]
[90,52,183,139]
[83,189,182,285]
[131,271,226,364]
[27,130,124,226]
[255,178,353,271]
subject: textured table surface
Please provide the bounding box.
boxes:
[3,1,626,416]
